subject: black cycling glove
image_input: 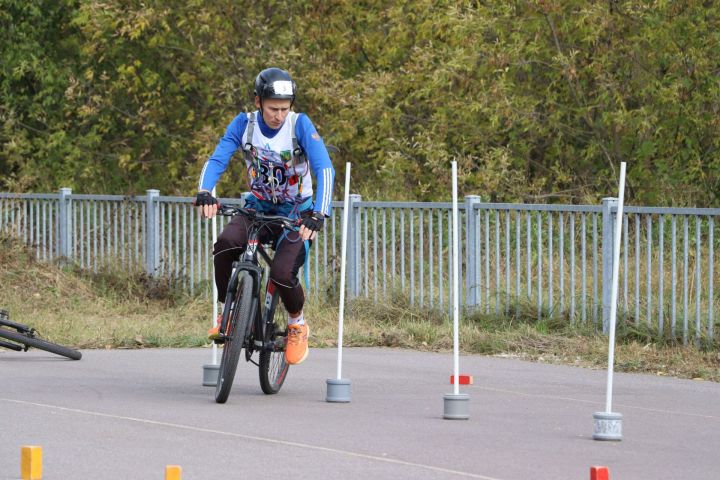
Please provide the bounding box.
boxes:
[194,191,219,207]
[300,212,325,233]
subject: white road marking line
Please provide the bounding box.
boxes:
[1,398,504,480]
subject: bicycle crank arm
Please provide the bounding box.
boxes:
[256,339,286,352]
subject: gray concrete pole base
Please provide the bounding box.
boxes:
[202,364,220,387]
[326,378,351,403]
[593,411,623,441]
[443,393,470,420]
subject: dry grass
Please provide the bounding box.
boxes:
[310,294,720,382]
[2,235,719,382]
[0,235,210,349]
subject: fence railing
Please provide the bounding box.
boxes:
[1,189,718,345]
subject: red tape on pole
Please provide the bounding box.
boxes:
[449,375,473,385]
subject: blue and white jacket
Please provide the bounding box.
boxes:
[198,111,335,216]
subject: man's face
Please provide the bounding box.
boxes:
[256,97,292,129]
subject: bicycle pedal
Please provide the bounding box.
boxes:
[263,338,286,352]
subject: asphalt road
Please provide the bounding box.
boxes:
[2,346,719,479]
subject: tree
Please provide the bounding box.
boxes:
[1,0,719,206]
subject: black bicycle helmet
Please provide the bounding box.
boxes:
[253,67,296,101]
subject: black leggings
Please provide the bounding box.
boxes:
[213,215,307,314]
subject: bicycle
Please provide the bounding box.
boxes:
[0,309,82,360]
[213,204,301,403]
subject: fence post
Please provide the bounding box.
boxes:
[347,194,362,298]
[57,187,72,261]
[601,197,617,334]
[465,195,481,308]
[145,189,160,277]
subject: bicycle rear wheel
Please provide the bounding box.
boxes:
[258,282,289,394]
[0,328,82,360]
[215,271,254,404]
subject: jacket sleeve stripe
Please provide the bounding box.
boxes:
[198,161,209,191]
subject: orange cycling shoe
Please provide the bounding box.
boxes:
[208,313,223,340]
[285,323,309,365]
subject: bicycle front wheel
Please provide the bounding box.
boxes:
[0,328,82,360]
[215,271,254,404]
[258,282,289,394]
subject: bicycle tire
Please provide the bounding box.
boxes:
[0,328,82,360]
[215,271,254,404]
[258,283,289,394]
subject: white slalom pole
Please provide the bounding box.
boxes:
[211,187,218,366]
[202,188,221,386]
[336,163,351,379]
[592,162,625,440]
[443,160,469,419]
[326,162,352,403]
[451,161,460,396]
[605,162,626,412]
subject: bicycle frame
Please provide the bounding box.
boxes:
[0,309,82,360]
[0,315,32,351]
[211,206,301,401]
[216,207,297,353]
[0,311,34,334]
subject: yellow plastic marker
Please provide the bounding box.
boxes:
[21,446,42,480]
[165,465,182,480]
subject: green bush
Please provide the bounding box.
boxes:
[2,1,719,206]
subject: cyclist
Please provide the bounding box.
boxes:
[195,67,335,365]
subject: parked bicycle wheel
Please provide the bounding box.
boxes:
[0,328,82,360]
[215,271,254,404]
[258,282,289,394]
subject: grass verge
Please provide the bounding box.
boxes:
[1,235,718,381]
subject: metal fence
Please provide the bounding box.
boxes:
[1,189,718,344]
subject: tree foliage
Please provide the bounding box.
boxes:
[1,0,719,206]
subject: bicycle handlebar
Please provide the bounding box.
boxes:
[217,205,299,231]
